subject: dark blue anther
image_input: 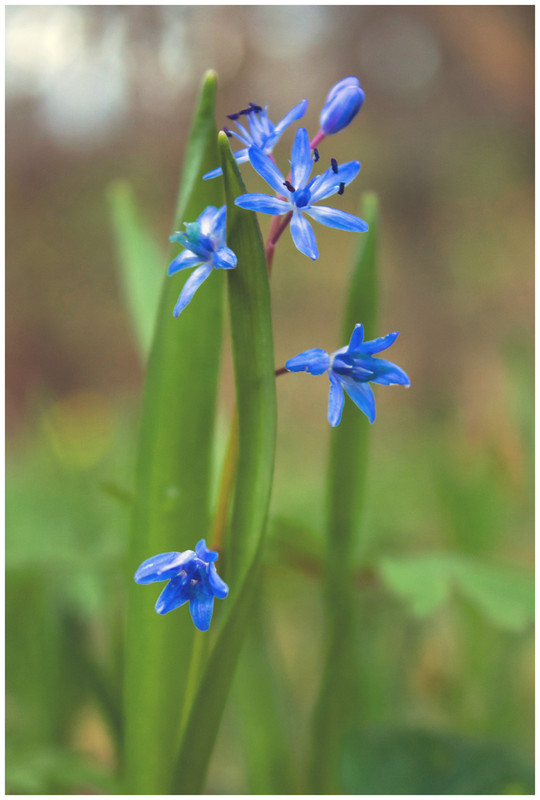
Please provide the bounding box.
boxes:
[338,182,345,195]
[284,180,296,193]
[227,112,240,121]
[223,126,233,138]
[249,102,262,113]
[313,147,320,162]
[331,158,338,174]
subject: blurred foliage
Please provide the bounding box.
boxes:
[341,728,534,794]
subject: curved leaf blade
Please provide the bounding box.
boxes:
[123,70,224,794]
[171,131,277,793]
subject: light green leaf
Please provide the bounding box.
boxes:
[380,553,534,632]
[123,69,224,794]
[171,130,277,794]
[107,181,163,360]
[453,559,534,632]
[380,554,452,615]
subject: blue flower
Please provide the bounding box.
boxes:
[320,77,365,135]
[168,205,236,317]
[285,323,410,426]
[203,99,308,180]
[134,539,229,631]
[234,128,368,260]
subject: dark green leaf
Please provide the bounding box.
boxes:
[341,727,534,794]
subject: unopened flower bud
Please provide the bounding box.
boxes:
[320,77,365,135]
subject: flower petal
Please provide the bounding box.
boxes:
[341,378,376,423]
[208,206,226,242]
[365,358,410,387]
[208,563,229,599]
[290,211,318,259]
[173,263,213,317]
[197,206,219,231]
[328,374,345,426]
[195,539,219,563]
[308,160,361,203]
[155,576,191,614]
[291,128,313,189]
[235,193,290,215]
[134,550,195,584]
[347,323,364,352]
[248,147,287,194]
[273,99,308,136]
[203,166,223,180]
[213,246,237,270]
[190,595,215,631]
[286,348,330,375]
[358,331,399,355]
[305,205,369,232]
[168,251,203,276]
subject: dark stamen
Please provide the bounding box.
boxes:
[249,102,262,113]
[313,147,320,162]
[283,180,296,193]
[227,112,240,121]
[338,182,345,195]
[222,126,233,138]
[331,158,338,174]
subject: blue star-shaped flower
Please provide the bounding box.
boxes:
[285,323,410,426]
[234,128,368,260]
[168,206,237,317]
[203,99,308,180]
[134,539,229,631]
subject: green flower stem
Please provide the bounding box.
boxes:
[308,193,379,793]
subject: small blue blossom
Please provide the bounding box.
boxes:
[234,128,368,260]
[168,205,236,317]
[203,99,308,180]
[285,324,410,426]
[134,539,229,631]
[320,77,365,135]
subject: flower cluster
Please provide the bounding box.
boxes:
[138,76,409,629]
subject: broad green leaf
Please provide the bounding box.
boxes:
[123,70,224,794]
[380,554,451,616]
[172,131,276,793]
[309,193,379,792]
[380,553,534,632]
[107,181,163,360]
[341,727,534,794]
[453,559,534,632]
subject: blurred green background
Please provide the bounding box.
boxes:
[6,5,533,794]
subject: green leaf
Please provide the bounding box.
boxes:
[380,554,451,616]
[380,553,534,632]
[452,559,534,632]
[123,70,224,794]
[171,131,276,793]
[308,193,379,792]
[341,727,534,794]
[107,180,163,360]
